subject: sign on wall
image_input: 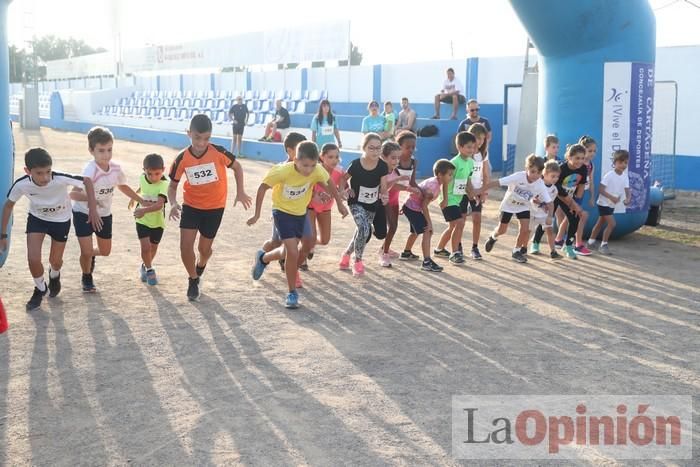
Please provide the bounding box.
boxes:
[601,62,654,213]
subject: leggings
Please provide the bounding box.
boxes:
[533,224,546,243]
[346,204,376,260]
[367,202,388,242]
[554,199,579,246]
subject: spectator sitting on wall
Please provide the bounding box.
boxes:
[457,99,492,144]
[395,97,417,134]
[432,67,465,120]
[361,100,390,141]
[260,99,291,142]
[382,101,397,136]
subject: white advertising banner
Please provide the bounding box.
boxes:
[601,62,654,213]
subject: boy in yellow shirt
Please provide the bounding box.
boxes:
[247,141,348,308]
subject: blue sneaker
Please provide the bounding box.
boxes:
[252,250,268,280]
[146,268,158,286]
[139,264,147,282]
[285,290,299,309]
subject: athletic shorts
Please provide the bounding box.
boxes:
[26,214,71,242]
[180,205,225,239]
[272,209,307,240]
[440,94,466,104]
[403,205,427,234]
[467,198,482,213]
[73,211,113,239]
[232,124,245,136]
[598,205,615,216]
[272,209,312,242]
[500,210,530,223]
[442,196,468,222]
[136,223,165,244]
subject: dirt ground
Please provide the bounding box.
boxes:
[1,127,698,466]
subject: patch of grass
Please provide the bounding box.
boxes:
[638,225,700,247]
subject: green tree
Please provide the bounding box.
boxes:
[30,35,106,62]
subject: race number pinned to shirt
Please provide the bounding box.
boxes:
[321,126,334,136]
[396,168,413,187]
[453,178,468,195]
[185,162,219,186]
[283,183,310,200]
[358,185,379,203]
[36,204,67,218]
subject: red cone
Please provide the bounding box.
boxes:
[0,298,8,334]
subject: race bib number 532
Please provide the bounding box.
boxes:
[185,162,219,185]
[283,183,310,200]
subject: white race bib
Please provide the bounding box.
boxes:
[358,185,379,203]
[321,125,334,136]
[283,183,310,200]
[396,168,413,187]
[185,162,219,186]
[95,186,115,200]
[36,204,67,218]
[453,178,468,195]
[614,192,626,213]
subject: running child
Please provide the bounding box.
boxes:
[529,160,562,259]
[587,149,630,255]
[401,159,455,272]
[130,153,169,285]
[465,122,491,259]
[259,132,310,272]
[168,114,252,301]
[339,133,389,276]
[375,140,413,267]
[555,136,595,255]
[307,143,345,258]
[248,141,348,308]
[434,131,477,265]
[1,147,101,310]
[552,144,588,259]
[383,131,418,265]
[482,154,552,263]
[70,126,143,292]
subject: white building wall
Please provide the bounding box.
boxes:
[477,56,522,104]
[381,59,466,103]
[655,46,700,156]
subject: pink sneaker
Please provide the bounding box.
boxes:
[387,249,400,259]
[295,273,303,289]
[379,253,392,268]
[574,244,592,256]
[339,254,351,270]
[352,260,365,277]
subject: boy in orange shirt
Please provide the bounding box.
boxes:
[168,114,252,300]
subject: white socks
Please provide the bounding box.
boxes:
[587,238,596,246]
[49,267,60,279]
[33,276,46,291]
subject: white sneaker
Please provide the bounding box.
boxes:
[379,253,392,267]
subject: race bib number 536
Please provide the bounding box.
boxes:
[185,162,219,185]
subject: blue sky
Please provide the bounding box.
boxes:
[7,0,700,64]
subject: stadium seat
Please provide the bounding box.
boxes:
[295,101,306,114]
[193,98,203,108]
[177,108,191,121]
[307,89,321,102]
[216,99,226,110]
[246,112,256,126]
[286,101,298,113]
[182,98,192,108]
[172,98,182,107]
[244,90,256,101]
[204,98,215,109]
[166,108,177,120]
[320,90,328,100]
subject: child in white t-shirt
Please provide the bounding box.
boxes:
[481,155,552,263]
[587,150,631,255]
